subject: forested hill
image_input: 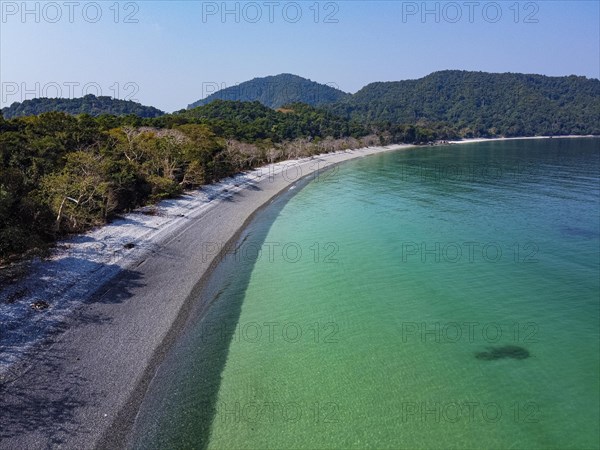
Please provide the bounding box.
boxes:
[4,71,598,136]
[1,94,165,119]
[176,100,365,141]
[0,100,384,260]
[189,71,600,137]
[328,71,600,136]
[187,74,350,109]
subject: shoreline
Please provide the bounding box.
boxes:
[447,134,598,144]
[0,144,415,378]
[0,143,411,449]
[1,135,597,448]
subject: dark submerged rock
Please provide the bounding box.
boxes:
[475,345,530,361]
[31,300,49,311]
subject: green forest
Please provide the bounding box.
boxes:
[187,73,350,109]
[186,71,600,137]
[327,71,600,137]
[1,94,165,120]
[0,101,406,261]
[1,70,599,262]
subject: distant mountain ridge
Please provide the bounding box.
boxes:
[187,74,350,109]
[2,71,598,137]
[327,70,600,136]
[1,94,165,119]
[187,71,600,136]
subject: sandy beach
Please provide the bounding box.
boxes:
[0,135,596,448]
[0,144,412,449]
[447,134,598,144]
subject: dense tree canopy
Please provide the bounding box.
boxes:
[175,100,367,141]
[326,71,600,137]
[188,73,350,109]
[2,95,165,119]
[0,104,383,261]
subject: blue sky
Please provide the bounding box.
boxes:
[1,1,599,112]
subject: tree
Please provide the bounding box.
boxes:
[41,150,113,232]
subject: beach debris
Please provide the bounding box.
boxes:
[475,345,530,360]
[123,243,136,250]
[30,300,50,311]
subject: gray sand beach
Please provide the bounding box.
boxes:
[0,145,410,449]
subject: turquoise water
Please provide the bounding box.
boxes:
[131,138,600,449]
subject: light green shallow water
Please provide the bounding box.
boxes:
[131,138,600,449]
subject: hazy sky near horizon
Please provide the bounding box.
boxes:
[1,1,599,112]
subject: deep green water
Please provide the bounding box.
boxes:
[131,138,600,449]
